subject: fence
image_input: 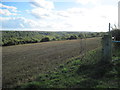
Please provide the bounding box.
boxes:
[102,35,120,62]
[102,23,120,62]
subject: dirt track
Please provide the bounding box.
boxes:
[2,38,101,88]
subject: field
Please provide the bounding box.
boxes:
[21,48,120,89]
[2,38,101,88]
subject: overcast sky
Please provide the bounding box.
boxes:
[0,0,119,32]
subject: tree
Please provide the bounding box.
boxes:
[78,34,84,39]
[40,37,50,42]
[67,35,77,40]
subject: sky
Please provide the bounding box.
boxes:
[0,0,119,32]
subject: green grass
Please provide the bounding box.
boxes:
[112,48,120,61]
[16,48,120,89]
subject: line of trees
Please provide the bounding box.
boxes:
[0,31,106,46]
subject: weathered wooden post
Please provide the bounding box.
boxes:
[102,35,112,62]
[102,23,112,62]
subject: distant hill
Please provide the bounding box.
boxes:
[0,31,105,46]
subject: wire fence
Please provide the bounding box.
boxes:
[79,35,120,88]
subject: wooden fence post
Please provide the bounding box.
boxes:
[102,35,112,62]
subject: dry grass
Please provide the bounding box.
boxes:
[2,38,101,88]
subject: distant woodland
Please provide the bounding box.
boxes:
[0,31,106,46]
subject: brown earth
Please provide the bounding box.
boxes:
[2,38,101,88]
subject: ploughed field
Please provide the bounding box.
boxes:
[2,38,101,88]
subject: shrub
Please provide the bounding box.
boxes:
[111,29,120,48]
[67,35,77,40]
[40,37,50,42]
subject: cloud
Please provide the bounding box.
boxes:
[31,8,52,19]
[1,17,38,29]
[0,3,18,16]
[0,16,72,31]
[75,0,100,5]
[30,0,54,10]
[0,3,17,12]
[1,4,117,32]
[53,4,117,32]
[0,9,17,16]
[1,0,118,32]
[29,0,55,20]
[66,5,117,32]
